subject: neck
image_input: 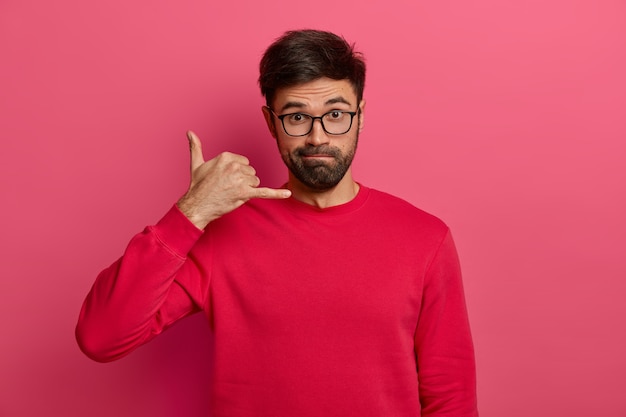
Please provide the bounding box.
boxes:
[287,171,359,209]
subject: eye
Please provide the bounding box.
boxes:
[286,113,309,124]
[325,110,347,123]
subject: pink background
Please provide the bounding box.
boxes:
[1,0,625,416]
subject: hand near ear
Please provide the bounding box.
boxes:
[177,131,291,229]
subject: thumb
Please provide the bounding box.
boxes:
[186,130,205,171]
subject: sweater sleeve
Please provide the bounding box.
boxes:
[76,205,206,363]
[414,229,478,416]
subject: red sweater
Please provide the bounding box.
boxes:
[77,185,478,416]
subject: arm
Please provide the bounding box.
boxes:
[75,205,204,362]
[76,131,291,362]
[415,229,479,416]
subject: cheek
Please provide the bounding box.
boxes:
[276,138,296,155]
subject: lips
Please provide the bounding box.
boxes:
[296,146,340,158]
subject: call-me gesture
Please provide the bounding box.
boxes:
[176,131,291,229]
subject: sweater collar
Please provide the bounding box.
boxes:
[283,183,370,216]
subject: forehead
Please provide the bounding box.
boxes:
[273,78,357,112]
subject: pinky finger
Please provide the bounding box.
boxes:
[253,187,292,200]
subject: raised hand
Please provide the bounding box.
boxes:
[176,131,291,229]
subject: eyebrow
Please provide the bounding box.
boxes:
[279,96,353,113]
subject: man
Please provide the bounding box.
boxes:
[77,29,478,416]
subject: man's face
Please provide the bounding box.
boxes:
[263,77,364,191]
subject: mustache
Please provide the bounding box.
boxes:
[295,146,341,157]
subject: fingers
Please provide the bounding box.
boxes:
[240,164,256,177]
[252,187,292,200]
[224,152,250,166]
[186,130,205,171]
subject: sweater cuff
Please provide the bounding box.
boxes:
[151,204,204,258]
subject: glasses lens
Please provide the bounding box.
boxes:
[322,111,352,134]
[283,113,312,136]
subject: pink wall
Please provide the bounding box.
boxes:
[2,0,625,416]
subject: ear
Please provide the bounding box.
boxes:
[261,106,277,138]
[358,100,366,132]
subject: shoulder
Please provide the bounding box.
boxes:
[358,186,455,263]
[364,187,449,232]
[207,196,292,233]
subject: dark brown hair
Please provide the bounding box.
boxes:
[259,29,366,107]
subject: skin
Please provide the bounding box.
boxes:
[262,77,365,208]
[177,77,364,229]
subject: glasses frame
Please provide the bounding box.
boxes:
[269,108,359,137]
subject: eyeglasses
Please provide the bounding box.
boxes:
[269,108,359,137]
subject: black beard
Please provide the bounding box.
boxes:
[283,142,357,191]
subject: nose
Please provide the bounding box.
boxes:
[305,118,330,146]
